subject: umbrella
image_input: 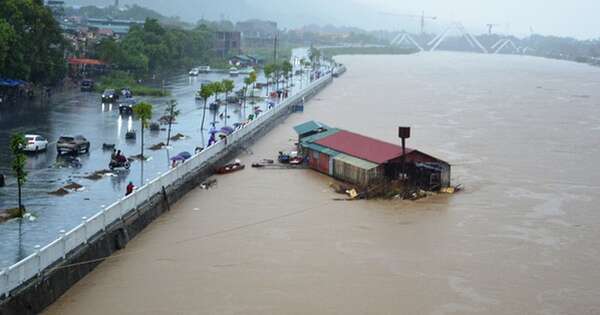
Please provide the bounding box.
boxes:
[170,151,192,161]
[220,126,234,135]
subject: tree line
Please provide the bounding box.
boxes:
[0,0,66,85]
[94,19,217,75]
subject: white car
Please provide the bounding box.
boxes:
[24,134,49,152]
[189,68,200,76]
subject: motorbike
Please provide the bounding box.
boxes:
[109,159,131,170]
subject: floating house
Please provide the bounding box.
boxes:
[294,122,451,190]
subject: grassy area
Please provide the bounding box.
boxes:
[95,71,170,97]
[244,45,293,64]
[322,46,419,58]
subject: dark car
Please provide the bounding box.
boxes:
[119,98,137,116]
[80,79,94,92]
[101,89,118,103]
[56,135,90,155]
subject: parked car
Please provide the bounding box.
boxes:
[57,135,90,155]
[23,134,49,152]
[80,79,94,92]
[101,89,118,103]
[198,66,211,73]
[189,68,200,76]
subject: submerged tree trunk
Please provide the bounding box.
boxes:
[200,98,208,130]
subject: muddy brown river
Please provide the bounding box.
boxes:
[45,52,600,314]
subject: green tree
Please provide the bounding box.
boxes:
[0,0,66,84]
[10,133,27,217]
[263,64,275,97]
[243,71,258,114]
[199,83,214,131]
[0,20,17,73]
[164,100,180,146]
[221,79,234,125]
[281,60,293,89]
[133,102,153,160]
[210,81,224,125]
[309,46,321,67]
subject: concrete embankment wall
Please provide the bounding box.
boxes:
[0,75,334,315]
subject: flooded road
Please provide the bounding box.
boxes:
[0,49,317,267]
[45,52,600,314]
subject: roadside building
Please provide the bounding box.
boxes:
[229,55,261,68]
[67,58,108,78]
[235,19,277,49]
[295,123,451,190]
[214,31,241,58]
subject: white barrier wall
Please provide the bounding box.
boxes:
[0,73,332,298]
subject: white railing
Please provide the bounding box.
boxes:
[0,73,332,299]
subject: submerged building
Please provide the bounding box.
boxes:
[294,121,451,190]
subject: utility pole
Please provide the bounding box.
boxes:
[273,33,279,91]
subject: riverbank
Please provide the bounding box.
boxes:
[44,52,600,314]
[321,46,418,58]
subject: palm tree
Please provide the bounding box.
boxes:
[281,61,293,90]
[133,102,153,161]
[211,81,224,125]
[199,83,214,131]
[263,63,275,97]
[10,133,27,217]
[165,100,180,147]
[221,79,234,126]
[242,71,257,115]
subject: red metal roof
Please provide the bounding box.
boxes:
[68,58,106,65]
[315,130,413,164]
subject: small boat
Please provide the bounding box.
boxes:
[229,67,239,76]
[216,160,245,174]
[289,156,304,165]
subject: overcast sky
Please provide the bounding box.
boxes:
[71,0,599,39]
[362,0,599,39]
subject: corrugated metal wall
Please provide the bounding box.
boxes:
[308,149,331,174]
[332,159,383,187]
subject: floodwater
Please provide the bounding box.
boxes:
[0,48,315,267]
[45,52,600,314]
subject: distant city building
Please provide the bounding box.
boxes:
[84,18,144,35]
[214,31,241,58]
[46,0,65,19]
[235,19,278,49]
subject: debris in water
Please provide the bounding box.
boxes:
[23,213,36,221]
[102,143,116,150]
[150,142,166,150]
[48,188,69,196]
[170,133,186,141]
[84,169,116,180]
[200,178,217,189]
[63,182,83,190]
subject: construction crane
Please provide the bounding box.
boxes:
[486,23,500,35]
[380,11,437,34]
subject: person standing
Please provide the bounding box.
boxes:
[126,182,135,196]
